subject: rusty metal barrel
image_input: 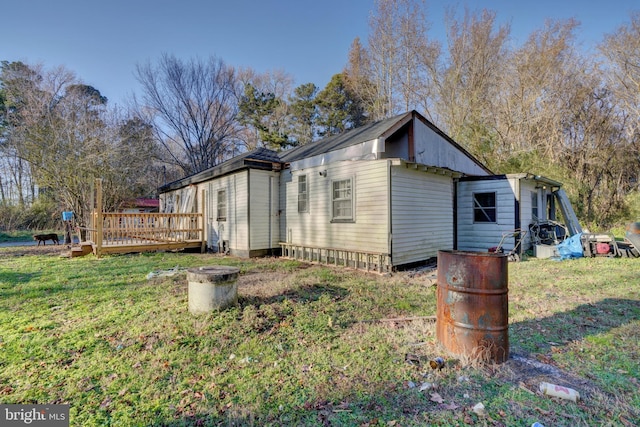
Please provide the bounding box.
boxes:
[186,266,240,314]
[436,250,509,363]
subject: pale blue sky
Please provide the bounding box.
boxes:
[3,0,638,106]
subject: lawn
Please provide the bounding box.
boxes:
[0,230,61,243]
[0,246,638,426]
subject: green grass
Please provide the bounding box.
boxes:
[1,250,638,426]
[1,230,40,242]
[0,230,63,242]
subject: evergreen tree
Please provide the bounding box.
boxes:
[316,73,370,137]
[288,83,318,145]
[238,83,291,150]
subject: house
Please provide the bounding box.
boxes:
[456,174,581,255]
[119,198,160,213]
[158,110,577,270]
[159,148,282,258]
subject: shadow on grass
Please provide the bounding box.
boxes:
[509,297,640,355]
[0,271,42,287]
[0,271,44,299]
[152,298,640,426]
[239,283,350,307]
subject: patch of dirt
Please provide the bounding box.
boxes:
[237,270,291,299]
[0,244,69,258]
[496,351,606,400]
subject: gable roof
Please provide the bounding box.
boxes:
[158,110,492,193]
[280,110,492,174]
[280,112,410,163]
[158,147,280,192]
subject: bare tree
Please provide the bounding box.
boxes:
[600,11,640,140]
[493,19,581,167]
[367,0,400,119]
[2,62,159,227]
[434,7,510,164]
[344,37,373,110]
[135,54,242,175]
[236,68,294,150]
[597,11,640,217]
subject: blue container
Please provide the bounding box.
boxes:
[62,211,73,221]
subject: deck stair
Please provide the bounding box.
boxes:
[70,242,94,258]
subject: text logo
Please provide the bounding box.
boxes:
[1,405,69,426]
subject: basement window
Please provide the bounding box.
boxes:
[331,178,353,222]
[217,189,227,221]
[298,175,308,213]
[473,192,496,223]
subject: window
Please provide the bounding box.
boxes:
[216,189,227,221]
[297,175,308,213]
[531,191,539,221]
[332,178,353,221]
[473,192,496,223]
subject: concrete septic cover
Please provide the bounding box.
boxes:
[186,266,240,314]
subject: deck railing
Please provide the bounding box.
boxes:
[85,211,204,256]
[77,180,204,257]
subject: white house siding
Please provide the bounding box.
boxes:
[284,160,390,254]
[204,171,250,255]
[456,178,517,252]
[519,179,537,250]
[413,120,489,176]
[279,169,292,243]
[248,169,280,254]
[391,166,454,266]
[384,133,409,159]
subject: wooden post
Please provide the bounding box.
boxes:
[200,189,206,253]
[95,178,103,258]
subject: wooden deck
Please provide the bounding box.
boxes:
[77,212,205,257]
[70,179,205,258]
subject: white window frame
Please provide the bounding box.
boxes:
[297,175,308,213]
[216,189,227,221]
[331,178,354,222]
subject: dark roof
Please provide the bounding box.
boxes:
[158,147,280,192]
[280,112,410,163]
[158,110,491,193]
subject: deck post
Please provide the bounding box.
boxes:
[200,189,206,253]
[95,178,103,258]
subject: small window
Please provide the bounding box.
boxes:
[332,178,353,221]
[298,175,308,213]
[216,189,227,221]
[473,192,496,223]
[531,191,539,221]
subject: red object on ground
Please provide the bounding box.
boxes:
[596,243,610,254]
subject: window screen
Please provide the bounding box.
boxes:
[473,192,496,223]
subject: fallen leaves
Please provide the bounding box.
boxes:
[99,396,112,409]
[441,402,460,410]
[430,392,445,403]
[419,382,433,391]
[472,402,487,417]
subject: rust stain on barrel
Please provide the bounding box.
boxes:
[436,250,509,363]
